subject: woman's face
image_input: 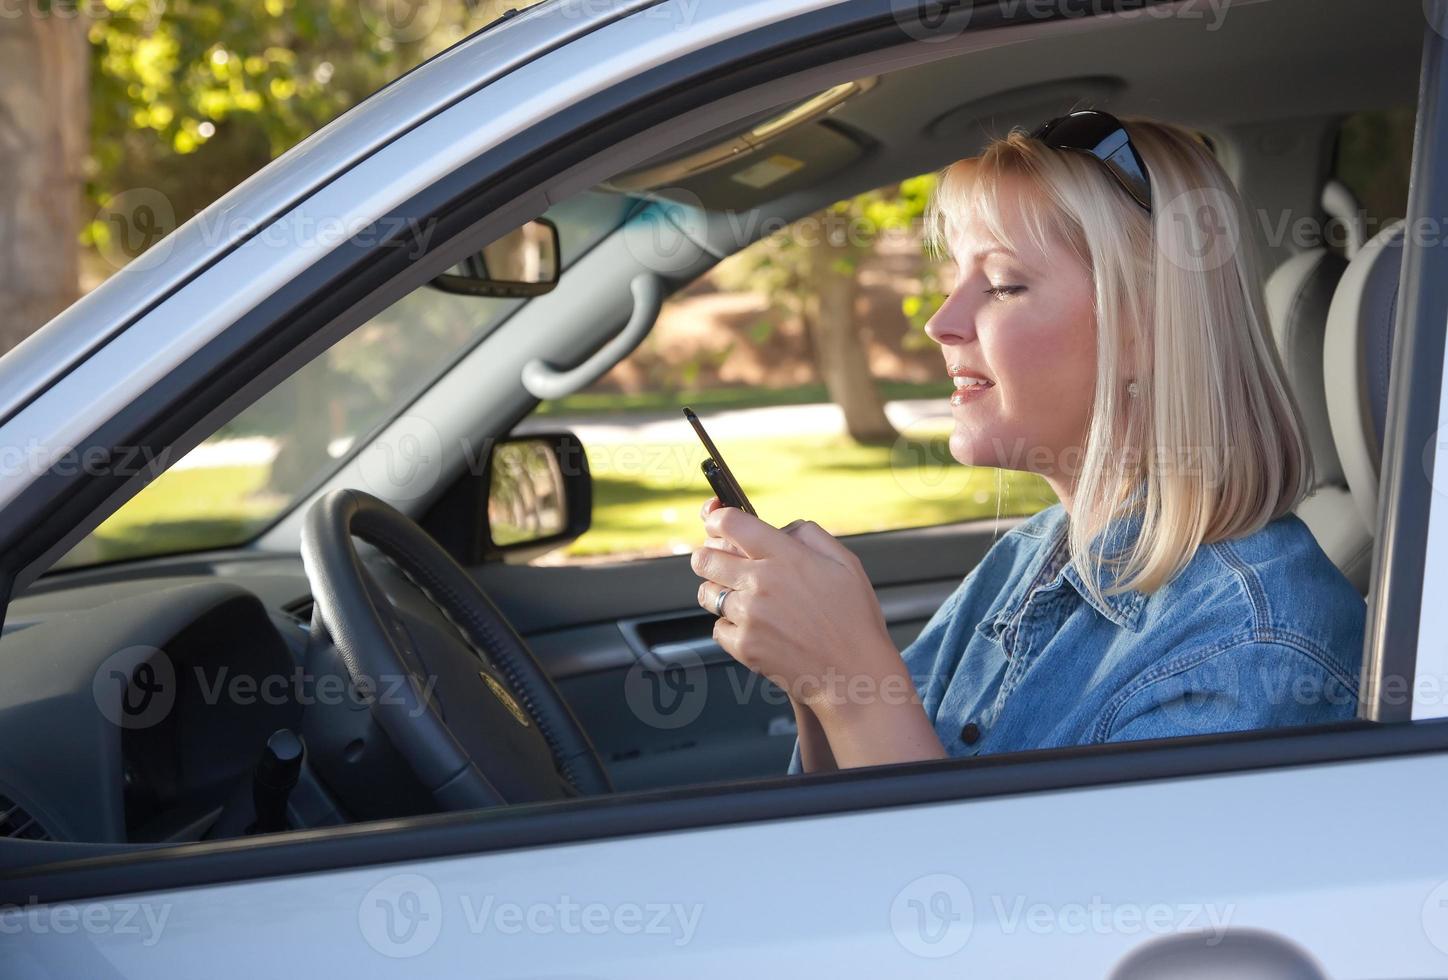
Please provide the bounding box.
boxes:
[924,173,1099,486]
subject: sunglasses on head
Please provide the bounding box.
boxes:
[1030,109,1153,213]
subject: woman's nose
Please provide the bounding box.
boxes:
[924,297,974,346]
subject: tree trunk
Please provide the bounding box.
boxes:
[0,10,88,353]
[804,212,899,446]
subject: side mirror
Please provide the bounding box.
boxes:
[482,431,591,562]
[430,218,561,299]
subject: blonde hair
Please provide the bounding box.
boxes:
[923,113,1312,608]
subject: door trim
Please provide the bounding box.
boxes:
[1364,10,1448,721]
[7,717,1448,905]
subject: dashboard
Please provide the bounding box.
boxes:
[0,525,886,865]
[0,552,459,863]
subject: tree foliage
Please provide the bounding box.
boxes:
[83,0,543,255]
[713,173,947,344]
[712,172,949,358]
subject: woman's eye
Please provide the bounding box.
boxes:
[984,285,1025,300]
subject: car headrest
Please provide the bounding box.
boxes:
[1322,177,1367,259]
[1265,247,1348,488]
[1324,219,1405,531]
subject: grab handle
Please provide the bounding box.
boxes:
[520,272,664,400]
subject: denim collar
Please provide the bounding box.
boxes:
[1057,504,1148,631]
[978,489,1149,641]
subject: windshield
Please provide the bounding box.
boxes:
[54,190,638,569]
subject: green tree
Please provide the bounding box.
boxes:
[77,0,545,483]
[83,0,545,270]
[712,172,943,445]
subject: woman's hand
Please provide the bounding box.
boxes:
[691,498,905,714]
[692,497,947,769]
[697,496,838,773]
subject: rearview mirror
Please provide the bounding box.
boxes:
[430,218,561,298]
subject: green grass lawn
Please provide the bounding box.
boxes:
[77,463,282,565]
[577,423,1056,559]
[78,422,1057,565]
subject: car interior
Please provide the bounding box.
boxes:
[0,0,1425,870]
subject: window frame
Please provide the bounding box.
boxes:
[1,0,1445,904]
[1367,13,1448,723]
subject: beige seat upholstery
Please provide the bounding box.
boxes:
[1266,229,1372,591]
[1323,218,1407,584]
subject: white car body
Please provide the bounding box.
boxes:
[3,0,1448,975]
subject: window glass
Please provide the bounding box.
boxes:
[530,175,1057,565]
[1329,107,1416,256]
[55,190,636,568]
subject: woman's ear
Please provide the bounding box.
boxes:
[1114,324,1145,392]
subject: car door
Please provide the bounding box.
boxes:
[465,442,1036,792]
[6,1,1448,977]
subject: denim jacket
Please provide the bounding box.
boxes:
[787,500,1364,772]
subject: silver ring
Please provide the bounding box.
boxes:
[714,587,731,618]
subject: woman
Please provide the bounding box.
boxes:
[690,110,1365,773]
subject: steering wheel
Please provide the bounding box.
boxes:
[300,487,612,809]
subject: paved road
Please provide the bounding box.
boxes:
[177,397,956,471]
[512,397,953,444]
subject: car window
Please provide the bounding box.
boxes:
[52,190,638,569]
[1329,106,1415,254]
[527,174,1057,565]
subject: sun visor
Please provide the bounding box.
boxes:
[598,78,878,211]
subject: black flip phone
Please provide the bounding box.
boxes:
[683,406,757,517]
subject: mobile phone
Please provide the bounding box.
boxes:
[682,406,757,517]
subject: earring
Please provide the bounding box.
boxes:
[1127,380,1140,398]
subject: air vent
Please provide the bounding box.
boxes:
[282,596,315,631]
[0,794,52,841]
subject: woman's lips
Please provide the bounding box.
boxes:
[950,375,994,406]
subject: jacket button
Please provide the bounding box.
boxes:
[960,722,980,745]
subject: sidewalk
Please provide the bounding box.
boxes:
[511,397,953,445]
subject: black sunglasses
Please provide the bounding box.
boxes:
[1031,110,1153,213]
